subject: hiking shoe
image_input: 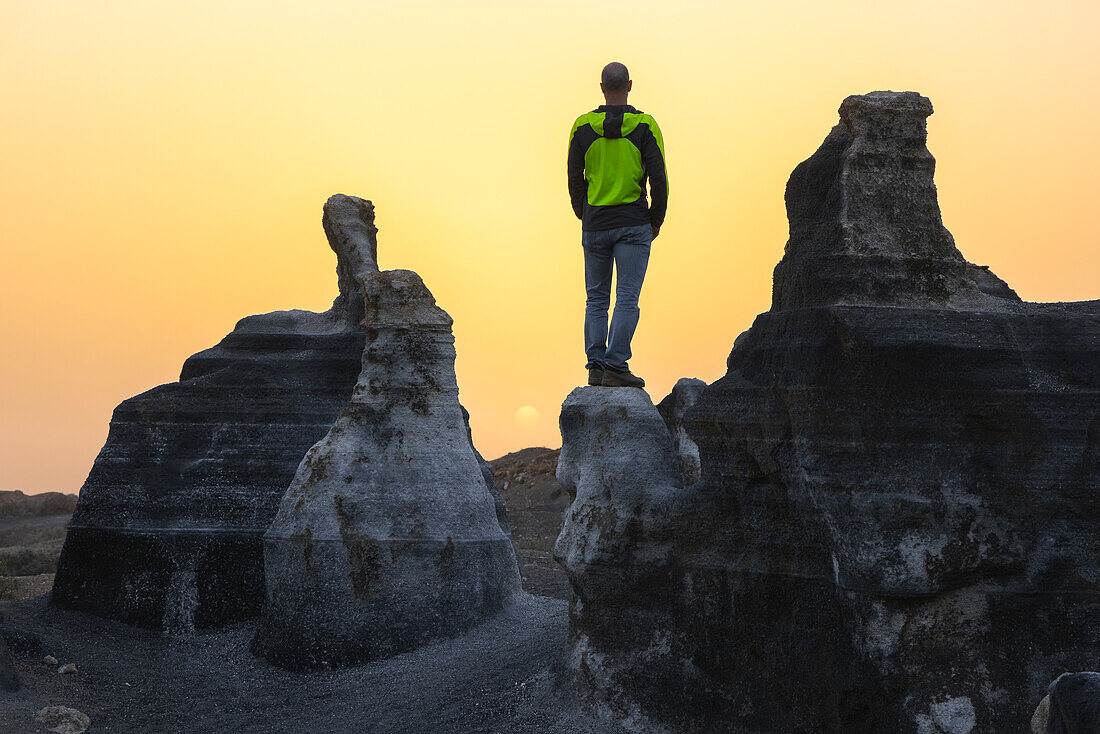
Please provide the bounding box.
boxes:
[587,365,605,386]
[602,367,645,388]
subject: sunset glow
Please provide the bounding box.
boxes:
[2,0,1098,493]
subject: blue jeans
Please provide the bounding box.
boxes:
[582,223,652,372]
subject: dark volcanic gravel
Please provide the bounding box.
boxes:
[0,592,624,733]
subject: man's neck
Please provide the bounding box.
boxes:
[602,95,629,107]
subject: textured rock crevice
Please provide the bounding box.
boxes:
[555,92,1100,733]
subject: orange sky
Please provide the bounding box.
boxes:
[2,0,1098,493]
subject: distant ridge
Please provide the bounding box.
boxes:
[0,490,77,519]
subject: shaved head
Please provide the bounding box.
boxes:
[601,62,630,94]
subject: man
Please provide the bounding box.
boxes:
[568,61,667,388]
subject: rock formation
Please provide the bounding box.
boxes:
[772,91,1020,310]
[656,378,706,486]
[252,222,520,670]
[555,91,1100,733]
[50,196,376,630]
[1032,673,1100,734]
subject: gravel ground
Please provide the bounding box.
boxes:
[516,549,569,601]
[0,515,69,580]
[0,585,621,734]
[0,574,53,602]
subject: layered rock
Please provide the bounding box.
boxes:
[555,91,1100,733]
[772,91,1019,310]
[252,240,520,670]
[50,196,376,630]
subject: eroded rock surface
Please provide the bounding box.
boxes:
[554,388,690,725]
[1033,673,1100,734]
[772,90,1019,311]
[555,92,1100,733]
[253,238,520,670]
[50,195,375,630]
[656,378,705,487]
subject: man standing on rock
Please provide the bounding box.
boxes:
[568,61,668,388]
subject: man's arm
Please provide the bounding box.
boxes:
[567,121,588,221]
[642,117,668,234]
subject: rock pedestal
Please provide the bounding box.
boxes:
[252,249,520,670]
[555,92,1100,733]
[50,196,375,630]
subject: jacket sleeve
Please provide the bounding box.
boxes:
[567,124,587,221]
[642,118,668,229]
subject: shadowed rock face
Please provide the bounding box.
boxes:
[555,92,1100,733]
[1032,673,1100,734]
[252,242,520,670]
[50,196,377,630]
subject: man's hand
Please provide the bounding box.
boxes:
[651,224,660,240]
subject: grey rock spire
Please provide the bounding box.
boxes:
[322,194,379,327]
[253,218,520,669]
[773,90,1019,310]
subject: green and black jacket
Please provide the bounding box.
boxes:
[568,104,668,232]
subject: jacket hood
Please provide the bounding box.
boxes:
[592,104,642,139]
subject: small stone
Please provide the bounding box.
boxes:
[44,654,58,665]
[35,706,91,734]
[57,662,77,675]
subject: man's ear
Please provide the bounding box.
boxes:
[600,82,606,95]
[627,80,633,92]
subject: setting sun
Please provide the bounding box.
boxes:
[514,405,540,430]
